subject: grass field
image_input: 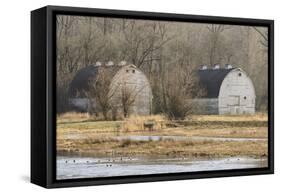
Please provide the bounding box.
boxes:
[57,113,268,159]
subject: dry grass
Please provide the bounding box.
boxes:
[57,114,166,137]
[56,112,268,158]
[161,125,268,138]
[57,112,90,124]
[122,115,165,132]
[190,112,268,122]
[57,138,268,158]
[57,112,268,123]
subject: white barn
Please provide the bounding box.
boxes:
[109,64,153,115]
[68,62,153,116]
[195,64,256,115]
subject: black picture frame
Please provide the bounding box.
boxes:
[31,5,274,188]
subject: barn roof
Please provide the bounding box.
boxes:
[198,68,234,98]
[68,65,122,97]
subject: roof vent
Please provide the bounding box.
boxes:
[224,64,233,69]
[95,61,102,67]
[105,61,114,66]
[118,60,127,66]
[213,64,220,70]
[200,65,208,70]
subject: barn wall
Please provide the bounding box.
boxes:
[192,98,218,115]
[68,65,153,116]
[218,69,255,115]
[110,65,152,116]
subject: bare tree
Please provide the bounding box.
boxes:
[120,85,136,118]
[56,15,269,114]
[118,83,146,118]
[253,27,268,48]
[252,27,268,111]
[206,24,230,64]
[85,67,117,120]
[164,64,204,120]
[56,16,81,113]
[57,16,82,75]
[121,21,172,68]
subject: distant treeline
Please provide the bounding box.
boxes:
[56,15,268,114]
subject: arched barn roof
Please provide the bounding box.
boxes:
[198,68,234,98]
[68,65,122,97]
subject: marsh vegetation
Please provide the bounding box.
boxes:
[57,113,268,158]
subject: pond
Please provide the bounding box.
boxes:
[114,135,267,142]
[57,156,267,180]
[63,134,267,142]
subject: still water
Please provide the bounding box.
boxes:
[114,135,267,142]
[57,156,267,180]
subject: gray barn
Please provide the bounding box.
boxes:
[195,64,256,115]
[68,62,153,116]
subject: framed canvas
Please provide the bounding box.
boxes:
[31,5,274,188]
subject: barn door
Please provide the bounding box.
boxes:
[228,95,240,114]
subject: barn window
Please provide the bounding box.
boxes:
[126,69,129,73]
[132,70,135,73]
[238,72,242,77]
